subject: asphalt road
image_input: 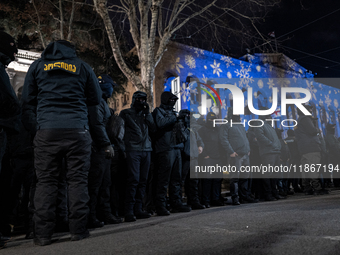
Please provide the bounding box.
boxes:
[4,191,340,255]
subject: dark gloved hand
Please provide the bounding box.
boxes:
[142,102,149,114]
[104,145,114,159]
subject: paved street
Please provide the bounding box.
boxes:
[4,190,340,255]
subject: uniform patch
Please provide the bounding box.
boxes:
[44,61,79,74]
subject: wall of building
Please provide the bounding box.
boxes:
[152,42,340,137]
[6,49,41,95]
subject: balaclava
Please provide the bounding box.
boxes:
[98,74,115,99]
[161,91,178,107]
[0,31,18,65]
[206,112,217,128]
[132,91,148,112]
[134,97,147,112]
[179,109,190,127]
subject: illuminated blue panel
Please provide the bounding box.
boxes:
[163,45,340,137]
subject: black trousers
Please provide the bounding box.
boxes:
[144,155,157,212]
[182,158,201,205]
[261,153,280,197]
[88,148,112,220]
[110,150,126,217]
[200,158,222,204]
[156,149,182,208]
[9,155,34,228]
[0,151,12,236]
[124,151,151,214]
[33,129,91,238]
[228,154,251,200]
[0,130,6,174]
[28,159,69,233]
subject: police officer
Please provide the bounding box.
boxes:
[219,107,255,205]
[22,40,102,245]
[0,31,20,249]
[152,91,191,215]
[0,31,20,172]
[295,105,326,195]
[180,110,205,209]
[198,112,223,207]
[120,91,156,222]
[253,110,281,201]
[87,74,122,228]
[285,129,302,193]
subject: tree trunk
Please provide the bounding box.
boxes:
[59,0,64,39]
[141,65,155,109]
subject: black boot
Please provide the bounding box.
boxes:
[171,204,191,213]
[211,200,224,206]
[88,218,104,228]
[191,203,206,210]
[124,214,137,222]
[232,197,240,206]
[103,214,123,224]
[156,207,170,216]
[135,211,151,219]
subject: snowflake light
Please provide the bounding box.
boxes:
[185,55,196,69]
[210,60,222,77]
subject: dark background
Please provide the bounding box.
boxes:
[261,0,340,85]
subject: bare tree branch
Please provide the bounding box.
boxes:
[32,0,46,48]
[92,0,281,107]
[94,0,141,87]
[157,4,163,38]
[67,0,75,41]
[126,0,141,59]
[171,1,217,34]
[59,0,64,39]
[46,0,59,10]
[155,0,217,65]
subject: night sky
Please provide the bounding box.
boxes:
[262,0,340,85]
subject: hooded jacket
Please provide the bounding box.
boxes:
[294,115,321,155]
[0,52,20,132]
[88,97,111,149]
[219,107,250,157]
[253,117,281,156]
[183,127,204,159]
[22,41,101,131]
[152,91,179,153]
[119,91,156,152]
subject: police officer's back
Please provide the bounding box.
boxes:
[22,40,101,245]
